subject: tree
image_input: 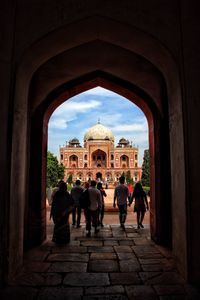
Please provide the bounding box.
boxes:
[141,149,150,186]
[46,151,65,187]
[121,171,125,178]
[58,163,65,180]
[126,170,132,184]
[67,174,73,185]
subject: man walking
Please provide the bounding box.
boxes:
[86,180,102,237]
[71,179,84,228]
[113,176,129,230]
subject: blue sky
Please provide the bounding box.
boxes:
[48,87,149,165]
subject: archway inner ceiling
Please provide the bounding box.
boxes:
[30,40,165,119]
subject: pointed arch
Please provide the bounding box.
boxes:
[9,16,186,280]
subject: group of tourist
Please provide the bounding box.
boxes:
[49,176,149,244]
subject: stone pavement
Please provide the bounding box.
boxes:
[1,224,200,300]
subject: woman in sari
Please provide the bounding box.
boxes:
[50,181,74,244]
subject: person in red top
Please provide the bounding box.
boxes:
[97,182,107,227]
[128,183,133,201]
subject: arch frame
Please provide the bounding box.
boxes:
[9,16,186,282]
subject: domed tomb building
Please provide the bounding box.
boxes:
[60,121,142,183]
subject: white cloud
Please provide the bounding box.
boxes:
[53,99,101,116]
[49,119,69,129]
[49,100,101,129]
[112,123,147,133]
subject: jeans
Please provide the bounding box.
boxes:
[72,205,81,226]
[86,209,98,231]
[118,203,127,224]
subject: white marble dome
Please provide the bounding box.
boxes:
[84,122,114,142]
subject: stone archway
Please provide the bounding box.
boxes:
[9,16,186,281]
[31,73,168,249]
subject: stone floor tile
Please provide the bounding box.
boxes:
[154,245,173,258]
[88,260,119,272]
[48,262,87,272]
[46,253,89,262]
[136,252,164,259]
[85,286,105,295]
[85,285,125,295]
[90,252,117,260]
[132,245,163,259]
[126,233,138,238]
[104,239,119,246]
[132,245,161,253]
[125,285,158,300]
[80,240,103,247]
[141,264,164,272]
[162,259,176,271]
[117,252,137,260]
[37,287,83,300]
[97,232,113,238]
[104,285,125,294]
[159,296,188,300]
[24,249,49,262]
[154,284,186,295]
[110,272,141,285]
[140,259,176,272]
[21,262,51,273]
[10,272,62,286]
[39,240,55,250]
[140,272,185,285]
[88,246,114,253]
[82,296,128,300]
[68,240,81,246]
[119,259,141,272]
[133,237,153,245]
[118,239,134,245]
[1,287,38,300]
[63,273,110,286]
[126,230,140,235]
[52,245,87,253]
[139,258,168,265]
[139,271,162,282]
[124,227,136,232]
[114,246,133,253]
[112,232,127,238]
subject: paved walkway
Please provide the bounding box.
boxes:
[2,223,200,300]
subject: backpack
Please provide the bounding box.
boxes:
[79,189,90,209]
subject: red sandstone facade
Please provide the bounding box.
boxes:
[60,122,142,183]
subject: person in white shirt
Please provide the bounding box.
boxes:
[113,176,129,230]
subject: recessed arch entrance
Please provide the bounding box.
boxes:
[9,16,187,282]
[92,149,107,169]
[96,172,103,181]
[30,73,168,248]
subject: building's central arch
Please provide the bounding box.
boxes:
[96,172,103,181]
[92,149,107,168]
